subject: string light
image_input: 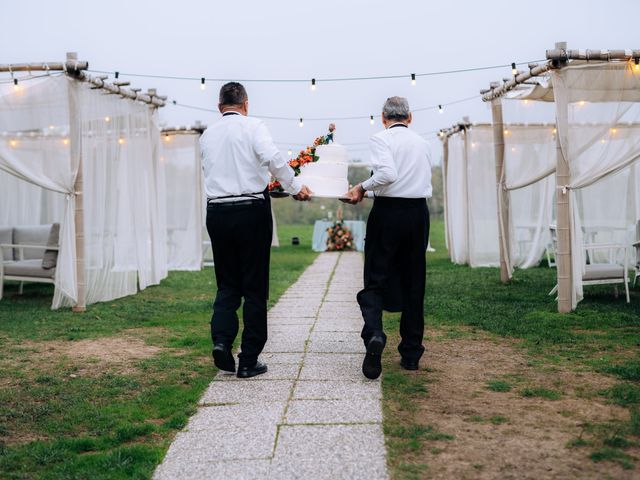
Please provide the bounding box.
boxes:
[104,116,111,123]
[438,131,444,138]
[115,71,119,79]
[13,78,19,92]
[200,78,206,91]
[164,134,171,142]
[370,115,374,125]
[610,127,618,135]
[410,73,416,86]
[511,62,518,75]
[118,137,125,145]
[523,99,529,105]
[503,129,510,135]
[48,125,55,130]
[552,128,557,135]
[311,78,316,91]
[511,147,516,153]
[579,100,586,106]
[438,105,443,114]
[62,138,69,146]
[299,118,304,128]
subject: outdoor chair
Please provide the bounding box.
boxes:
[549,242,630,303]
[0,224,59,300]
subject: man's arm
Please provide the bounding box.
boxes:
[360,135,398,191]
[253,121,303,195]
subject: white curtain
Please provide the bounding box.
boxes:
[161,133,204,270]
[445,133,468,264]
[553,62,640,308]
[503,124,557,270]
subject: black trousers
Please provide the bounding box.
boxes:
[357,197,429,362]
[206,197,272,368]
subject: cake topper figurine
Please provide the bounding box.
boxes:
[327,123,336,143]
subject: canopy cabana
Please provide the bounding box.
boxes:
[482,43,640,312]
[0,53,168,310]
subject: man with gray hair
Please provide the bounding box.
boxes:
[345,96,432,380]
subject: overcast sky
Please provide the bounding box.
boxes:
[2,0,639,164]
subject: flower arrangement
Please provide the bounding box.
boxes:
[269,123,335,193]
[326,220,354,252]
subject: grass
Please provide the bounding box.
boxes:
[0,224,317,480]
[381,218,640,478]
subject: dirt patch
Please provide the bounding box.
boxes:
[391,328,638,479]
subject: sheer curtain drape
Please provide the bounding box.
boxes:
[161,133,204,271]
[552,62,640,308]
[445,133,468,264]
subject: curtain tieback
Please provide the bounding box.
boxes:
[558,185,572,195]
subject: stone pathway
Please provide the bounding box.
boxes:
[153,252,389,480]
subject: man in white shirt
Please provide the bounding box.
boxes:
[345,96,432,380]
[201,82,311,379]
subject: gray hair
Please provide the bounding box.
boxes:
[382,96,410,121]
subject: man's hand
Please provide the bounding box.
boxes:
[344,183,365,204]
[293,185,312,201]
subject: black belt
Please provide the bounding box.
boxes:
[373,197,426,208]
[207,198,264,207]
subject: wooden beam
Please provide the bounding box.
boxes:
[481,62,554,102]
[490,91,511,283]
[0,61,88,73]
[546,48,640,62]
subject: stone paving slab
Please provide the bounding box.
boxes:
[285,398,383,424]
[293,380,382,400]
[153,252,388,480]
[200,380,294,405]
[269,424,387,480]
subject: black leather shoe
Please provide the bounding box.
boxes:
[212,344,235,372]
[400,358,419,371]
[237,361,268,379]
[362,336,384,380]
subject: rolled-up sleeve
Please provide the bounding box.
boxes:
[253,121,301,194]
[361,135,397,191]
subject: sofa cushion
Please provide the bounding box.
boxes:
[0,227,12,261]
[4,259,56,279]
[13,225,51,260]
[42,223,60,270]
[583,263,625,281]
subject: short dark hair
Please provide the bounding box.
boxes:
[219,82,248,106]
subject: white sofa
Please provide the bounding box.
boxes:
[0,224,59,299]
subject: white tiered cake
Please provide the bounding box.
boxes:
[297,144,349,198]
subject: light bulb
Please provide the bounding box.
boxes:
[552,128,557,135]
[503,129,510,135]
[511,62,518,75]
[164,134,171,142]
[9,139,17,148]
[438,105,443,114]
[370,115,374,125]
[200,78,206,91]
[13,78,19,92]
[610,128,618,135]
[118,138,125,145]
[104,116,111,123]
[410,73,416,86]
[62,138,69,145]
[579,100,586,106]
[311,78,316,91]
[299,118,304,128]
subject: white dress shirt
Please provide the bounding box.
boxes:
[200,112,301,201]
[361,123,432,198]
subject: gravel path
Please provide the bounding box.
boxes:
[153,252,389,480]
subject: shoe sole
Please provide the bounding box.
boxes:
[237,365,268,379]
[212,348,236,373]
[362,338,384,380]
[400,363,419,371]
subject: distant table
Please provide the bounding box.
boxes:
[312,220,366,252]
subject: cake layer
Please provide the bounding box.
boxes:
[301,176,349,198]
[315,144,348,163]
[299,161,348,179]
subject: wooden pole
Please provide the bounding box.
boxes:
[490,90,511,283]
[0,61,88,73]
[546,48,640,62]
[442,136,451,252]
[482,62,554,102]
[67,52,86,313]
[553,42,573,313]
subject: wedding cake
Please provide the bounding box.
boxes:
[297,144,349,197]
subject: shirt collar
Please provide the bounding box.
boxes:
[222,111,242,117]
[388,122,408,129]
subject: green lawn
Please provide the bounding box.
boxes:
[0,224,317,480]
[382,219,640,478]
